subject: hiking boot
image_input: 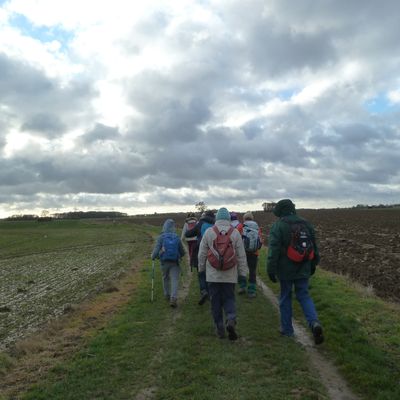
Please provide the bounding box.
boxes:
[215,324,225,339]
[238,287,246,295]
[169,297,177,308]
[311,322,324,345]
[198,291,208,305]
[279,330,294,338]
[226,319,238,341]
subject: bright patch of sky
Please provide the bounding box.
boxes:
[364,94,396,114]
[9,12,73,51]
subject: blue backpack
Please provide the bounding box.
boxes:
[160,233,180,262]
[200,221,213,238]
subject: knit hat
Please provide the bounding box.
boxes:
[216,207,230,221]
[243,211,254,221]
[273,199,296,217]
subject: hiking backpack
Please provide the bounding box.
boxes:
[242,221,262,253]
[281,218,315,263]
[207,226,237,271]
[160,233,180,262]
[187,219,197,231]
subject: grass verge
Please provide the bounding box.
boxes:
[258,250,400,400]
[21,255,327,399]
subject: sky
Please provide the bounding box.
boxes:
[1,0,400,218]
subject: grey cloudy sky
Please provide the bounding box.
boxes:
[0,0,400,217]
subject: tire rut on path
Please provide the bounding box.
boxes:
[257,277,359,400]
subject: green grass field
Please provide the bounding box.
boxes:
[1,221,400,399]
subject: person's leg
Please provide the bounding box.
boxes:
[238,274,247,294]
[222,283,238,340]
[279,280,294,336]
[169,264,181,300]
[208,282,224,336]
[160,263,170,298]
[294,278,324,344]
[247,254,258,297]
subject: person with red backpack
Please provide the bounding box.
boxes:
[266,199,324,344]
[181,212,198,269]
[198,207,248,340]
[151,219,185,308]
[237,211,263,298]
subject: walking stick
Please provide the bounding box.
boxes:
[151,260,155,302]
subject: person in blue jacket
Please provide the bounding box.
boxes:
[151,219,185,308]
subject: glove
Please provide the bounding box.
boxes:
[268,273,277,283]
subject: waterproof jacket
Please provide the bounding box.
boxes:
[181,217,198,242]
[198,219,248,283]
[267,202,320,281]
[151,219,185,265]
[185,213,215,251]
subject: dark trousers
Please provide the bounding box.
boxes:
[208,282,236,327]
[247,253,258,285]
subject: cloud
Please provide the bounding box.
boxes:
[1,0,400,217]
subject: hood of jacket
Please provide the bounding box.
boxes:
[273,199,296,218]
[162,219,176,233]
[200,213,215,225]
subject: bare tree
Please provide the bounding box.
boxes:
[195,201,207,213]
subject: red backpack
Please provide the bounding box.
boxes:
[282,218,315,263]
[207,226,237,270]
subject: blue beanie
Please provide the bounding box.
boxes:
[216,207,230,221]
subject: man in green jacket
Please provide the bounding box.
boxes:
[267,199,324,345]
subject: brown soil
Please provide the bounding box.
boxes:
[253,208,400,303]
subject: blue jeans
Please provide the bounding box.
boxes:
[208,282,236,328]
[279,278,319,336]
[160,262,181,299]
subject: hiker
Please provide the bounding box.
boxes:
[266,199,324,344]
[198,207,248,340]
[230,212,241,229]
[181,212,198,269]
[185,210,215,305]
[237,211,263,298]
[151,219,185,308]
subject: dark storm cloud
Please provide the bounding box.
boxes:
[0,52,96,138]
[80,123,121,144]
[21,113,67,136]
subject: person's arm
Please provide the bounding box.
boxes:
[266,223,281,280]
[197,232,209,272]
[234,231,248,276]
[151,235,163,260]
[181,223,187,241]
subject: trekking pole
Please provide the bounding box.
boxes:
[151,260,155,302]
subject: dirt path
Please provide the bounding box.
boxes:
[257,278,359,400]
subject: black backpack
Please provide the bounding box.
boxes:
[281,217,315,263]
